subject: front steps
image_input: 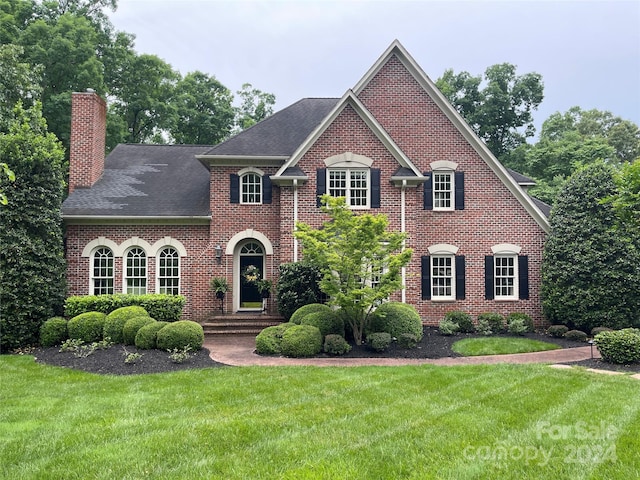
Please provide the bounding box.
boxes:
[203,313,285,335]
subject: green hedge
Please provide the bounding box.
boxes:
[255,323,296,355]
[290,303,333,325]
[367,302,423,341]
[595,329,640,364]
[104,306,150,344]
[135,322,169,350]
[123,317,156,345]
[280,324,323,357]
[300,311,345,338]
[39,317,68,347]
[64,294,185,321]
[156,321,204,351]
[67,312,107,343]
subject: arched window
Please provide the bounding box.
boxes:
[92,247,114,295]
[125,247,147,295]
[157,247,180,295]
[241,173,262,204]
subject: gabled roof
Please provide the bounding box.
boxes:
[62,144,212,221]
[354,40,550,231]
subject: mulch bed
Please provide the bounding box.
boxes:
[30,327,640,375]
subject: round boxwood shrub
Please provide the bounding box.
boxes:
[104,306,149,344]
[398,333,419,349]
[123,316,157,345]
[156,320,204,351]
[368,302,423,341]
[564,330,588,342]
[300,310,345,338]
[368,332,392,352]
[289,303,333,325]
[439,318,460,336]
[135,321,169,350]
[323,334,352,355]
[67,312,107,343]
[591,326,612,336]
[255,323,295,355]
[39,317,68,347]
[477,313,505,335]
[547,325,569,338]
[444,310,475,333]
[280,324,322,357]
[507,313,534,335]
[595,329,640,364]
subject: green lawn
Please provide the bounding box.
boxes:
[2,356,639,479]
[452,337,562,356]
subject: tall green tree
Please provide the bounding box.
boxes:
[0,102,66,351]
[609,159,640,245]
[294,195,412,344]
[541,162,640,332]
[436,63,543,159]
[170,71,235,144]
[234,83,276,132]
[0,44,42,133]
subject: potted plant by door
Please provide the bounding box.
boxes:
[210,277,229,313]
[256,279,272,299]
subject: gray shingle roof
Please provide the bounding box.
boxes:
[204,98,339,157]
[62,144,212,217]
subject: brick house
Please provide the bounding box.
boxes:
[62,41,550,325]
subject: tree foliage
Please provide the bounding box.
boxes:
[294,195,412,344]
[436,63,543,159]
[541,162,640,332]
[0,44,42,133]
[609,159,640,244]
[234,83,276,132]
[0,103,66,351]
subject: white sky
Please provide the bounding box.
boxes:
[110,0,640,137]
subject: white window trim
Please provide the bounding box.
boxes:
[430,255,455,301]
[432,170,455,211]
[240,172,262,205]
[123,247,147,295]
[327,168,371,209]
[90,246,115,295]
[156,246,180,295]
[491,244,521,301]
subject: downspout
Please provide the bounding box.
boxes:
[293,179,299,262]
[401,180,407,303]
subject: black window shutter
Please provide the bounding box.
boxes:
[230,174,240,204]
[455,255,466,300]
[316,168,326,207]
[423,174,433,210]
[455,171,465,210]
[421,256,431,300]
[370,168,381,208]
[262,175,272,204]
[484,256,495,300]
[518,255,529,300]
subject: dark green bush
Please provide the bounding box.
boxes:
[280,324,323,357]
[591,327,613,336]
[255,323,295,355]
[67,312,106,343]
[104,306,149,344]
[595,329,640,364]
[290,303,333,325]
[300,311,345,338]
[444,311,475,333]
[123,316,156,345]
[156,321,204,351]
[275,262,325,320]
[135,321,169,350]
[547,325,569,338]
[367,302,423,341]
[39,317,68,347]
[323,334,352,355]
[507,313,534,335]
[439,318,460,336]
[368,332,392,352]
[477,313,505,335]
[398,333,419,349]
[64,294,185,321]
[564,330,588,342]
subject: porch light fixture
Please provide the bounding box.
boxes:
[215,245,222,264]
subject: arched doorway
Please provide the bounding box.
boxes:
[238,241,265,310]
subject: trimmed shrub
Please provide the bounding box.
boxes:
[564,330,588,342]
[477,313,505,334]
[123,316,156,345]
[368,332,392,352]
[64,294,185,321]
[156,321,204,351]
[323,334,352,355]
[255,323,295,355]
[591,327,613,336]
[595,329,640,364]
[398,333,419,349]
[547,325,569,338]
[67,312,107,343]
[39,317,68,347]
[280,324,322,357]
[476,319,494,336]
[135,321,169,350]
[368,302,423,341]
[300,310,345,338]
[104,306,149,344]
[444,311,475,333]
[290,303,333,325]
[275,262,325,320]
[439,318,460,336]
[507,313,534,334]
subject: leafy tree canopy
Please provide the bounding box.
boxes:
[0,44,42,133]
[234,83,276,132]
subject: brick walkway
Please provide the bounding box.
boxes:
[204,334,602,368]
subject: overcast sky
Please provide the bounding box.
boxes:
[110,0,640,137]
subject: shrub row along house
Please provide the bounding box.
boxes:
[62,41,550,326]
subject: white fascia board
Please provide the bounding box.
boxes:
[63,216,211,225]
[196,155,287,170]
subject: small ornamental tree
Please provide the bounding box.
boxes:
[541,162,640,331]
[294,195,412,344]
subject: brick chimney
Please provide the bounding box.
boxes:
[68,90,107,194]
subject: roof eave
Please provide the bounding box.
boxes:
[196,155,288,169]
[63,215,211,225]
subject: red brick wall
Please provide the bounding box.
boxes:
[69,92,106,194]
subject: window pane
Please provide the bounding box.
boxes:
[433,172,452,209]
[158,247,180,295]
[126,247,147,295]
[241,173,262,204]
[328,168,369,207]
[495,256,515,298]
[92,247,114,295]
[432,256,453,298]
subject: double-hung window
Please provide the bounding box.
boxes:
[485,244,529,301]
[424,161,464,211]
[125,247,147,295]
[421,244,465,301]
[328,168,369,208]
[92,247,114,295]
[494,255,516,300]
[158,247,180,295]
[431,256,454,300]
[230,168,272,205]
[241,173,262,204]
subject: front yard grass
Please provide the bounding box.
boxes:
[2,355,639,479]
[452,337,562,356]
